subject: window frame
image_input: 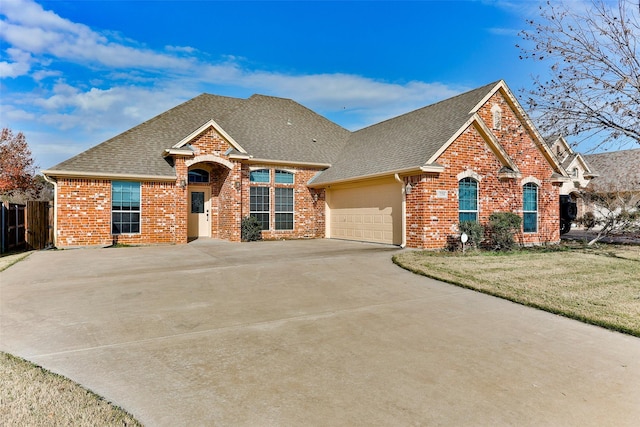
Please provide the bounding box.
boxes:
[249,186,270,230]
[188,168,210,184]
[274,187,294,230]
[523,183,538,233]
[111,181,141,235]
[458,178,479,223]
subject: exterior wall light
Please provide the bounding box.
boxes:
[405,183,413,194]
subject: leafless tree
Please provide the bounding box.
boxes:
[577,180,640,245]
[519,0,640,150]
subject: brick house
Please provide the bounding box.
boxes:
[42,80,569,249]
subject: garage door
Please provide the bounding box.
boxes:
[327,178,402,245]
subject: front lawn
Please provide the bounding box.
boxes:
[393,243,640,337]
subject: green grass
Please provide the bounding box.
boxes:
[393,243,640,337]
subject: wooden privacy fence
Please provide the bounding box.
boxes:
[26,201,53,250]
[1,201,53,254]
[1,202,26,254]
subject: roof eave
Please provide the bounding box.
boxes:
[245,157,332,168]
[308,164,444,188]
[41,169,177,181]
[163,148,195,157]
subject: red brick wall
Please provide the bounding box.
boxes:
[55,178,184,247]
[405,90,560,249]
[240,165,326,240]
[53,125,328,247]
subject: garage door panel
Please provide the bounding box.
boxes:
[328,179,402,245]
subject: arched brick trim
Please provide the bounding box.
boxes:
[457,169,483,182]
[521,176,541,186]
[186,154,234,170]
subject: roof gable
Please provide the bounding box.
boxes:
[43,93,350,178]
[310,81,500,185]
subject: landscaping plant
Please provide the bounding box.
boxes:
[486,212,522,251]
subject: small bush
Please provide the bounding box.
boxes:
[578,211,597,230]
[486,212,522,251]
[459,221,484,249]
[241,216,263,242]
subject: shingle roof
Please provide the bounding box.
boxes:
[310,81,500,184]
[44,81,506,184]
[584,148,640,192]
[45,94,350,177]
[46,94,245,177]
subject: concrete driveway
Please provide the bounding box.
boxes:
[1,239,639,426]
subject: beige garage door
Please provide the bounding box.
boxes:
[327,178,402,245]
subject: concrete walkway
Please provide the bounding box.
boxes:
[1,239,639,426]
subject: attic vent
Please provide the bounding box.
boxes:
[491,104,502,130]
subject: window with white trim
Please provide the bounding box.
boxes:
[112,181,141,234]
[523,183,538,233]
[275,170,294,230]
[249,169,270,230]
[275,187,293,230]
[459,178,478,222]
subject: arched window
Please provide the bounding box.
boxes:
[459,178,478,222]
[523,183,538,233]
[188,168,209,183]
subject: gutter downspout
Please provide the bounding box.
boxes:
[42,173,57,248]
[394,174,407,248]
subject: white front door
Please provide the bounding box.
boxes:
[188,187,211,238]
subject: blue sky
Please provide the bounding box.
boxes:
[1,0,557,170]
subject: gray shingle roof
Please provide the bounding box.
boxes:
[584,148,640,192]
[45,94,350,177]
[44,81,504,184]
[310,81,500,184]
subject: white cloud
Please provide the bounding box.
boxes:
[1,0,475,168]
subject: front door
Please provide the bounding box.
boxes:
[188,187,211,238]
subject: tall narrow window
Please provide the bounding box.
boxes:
[250,169,270,230]
[250,187,270,230]
[112,181,141,234]
[459,178,478,222]
[275,188,294,230]
[523,183,538,233]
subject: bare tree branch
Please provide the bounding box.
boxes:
[519,0,640,150]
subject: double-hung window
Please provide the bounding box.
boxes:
[112,181,141,234]
[459,178,478,222]
[523,183,538,233]
[250,169,270,230]
[274,170,294,230]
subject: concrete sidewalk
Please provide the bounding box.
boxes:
[2,239,639,426]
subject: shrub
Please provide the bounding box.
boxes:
[241,216,263,242]
[486,212,522,251]
[578,211,596,230]
[458,221,484,249]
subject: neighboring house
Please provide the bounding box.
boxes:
[42,80,569,249]
[583,148,640,223]
[584,148,640,195]
[545,135,598,221]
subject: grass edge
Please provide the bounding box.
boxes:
[391,254,640,338]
